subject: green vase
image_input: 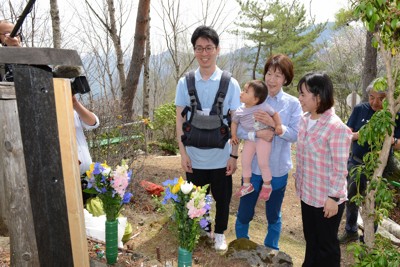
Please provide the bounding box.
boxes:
[178,247,192,267]
[105,219,118,264]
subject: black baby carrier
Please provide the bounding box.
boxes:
[181,70,231,149]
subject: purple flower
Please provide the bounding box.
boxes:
[127,170,132,182]
[93,162,104,175]
[199,218,209,229]
[122,192,133,204]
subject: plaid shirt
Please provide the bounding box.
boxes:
[295,108,352,207]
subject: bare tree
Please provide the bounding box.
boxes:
[122,0,150,119]
[84,0,127,93]
[361,31,378,102]
[142,18,151,118]
[49,0,61,48]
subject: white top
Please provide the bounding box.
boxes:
[74,110,100,174]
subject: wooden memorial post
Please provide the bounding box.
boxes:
[0,47,89,266]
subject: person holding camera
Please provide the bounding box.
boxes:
[0,20,21,82]
[0,20,21,47]
[0,20,99,200]
[73,95,99,175]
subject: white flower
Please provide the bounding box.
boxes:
[102,167,111,176]
[180,181,194,194]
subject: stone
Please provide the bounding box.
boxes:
[226,238,293,266]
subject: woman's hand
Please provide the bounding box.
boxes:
[254,110,275,127]
[323,198,339,218]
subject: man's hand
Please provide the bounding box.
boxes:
[226,157,237,175]
[180,153,193,173]
[2,33,21,47]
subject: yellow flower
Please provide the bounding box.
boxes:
[171,176,184,194]
[86,162,95,177]
[142,118,150,125]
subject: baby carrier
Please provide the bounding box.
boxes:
[180,70,231,149]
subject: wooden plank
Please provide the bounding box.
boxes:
[13,65,74,266]
[0,85,39,265]
[53,78,89,266]
[0,82,15,99]
[0,47,82,66]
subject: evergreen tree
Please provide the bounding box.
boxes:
[235,0,326,86]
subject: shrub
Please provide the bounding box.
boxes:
[152,102,178,154]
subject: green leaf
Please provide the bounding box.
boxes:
[366,4,374,18]
[391,19,398,30]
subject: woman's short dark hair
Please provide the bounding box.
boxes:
[297,72,334,114]
[191,26,219,47]
[247,80,268,105]
[263,54,294,86]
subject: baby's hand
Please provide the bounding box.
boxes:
[275,125,283,135]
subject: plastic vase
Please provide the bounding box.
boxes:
[105,219,118,264]
[178,247,192,267]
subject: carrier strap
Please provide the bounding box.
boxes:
[183,70,231,121]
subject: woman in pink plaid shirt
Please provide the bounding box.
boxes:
[295,72,352,267]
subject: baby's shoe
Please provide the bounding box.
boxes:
[259,184,272,201]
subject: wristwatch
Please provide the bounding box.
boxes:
[328,196,339,202]
[230,154,238,159]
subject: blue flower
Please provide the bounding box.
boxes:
[122,192,133,204]
[162,187,178,204]
[162,177,178,187]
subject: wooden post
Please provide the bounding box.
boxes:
[53,78,89,265]
[0,47,88,266]
[12,65,88,266]
[0,82,39,266]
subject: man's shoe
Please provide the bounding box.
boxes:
[338,231,359,244]
[214,233,227,251]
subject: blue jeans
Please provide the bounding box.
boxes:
[235,173,288,250]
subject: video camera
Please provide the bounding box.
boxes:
[53,66,91,95]
[70,76,91,95]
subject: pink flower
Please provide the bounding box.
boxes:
[186,199,207,219]
[112,170,129,197]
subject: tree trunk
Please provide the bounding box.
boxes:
[361,31,377,102]
[50,0,62,49]
[107,0,127,93]
[122,0,150,119]
[142,18,151,119]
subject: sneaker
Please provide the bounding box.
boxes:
[235,184,255,197]
[214,233,227,251]
[338,231,359,244]
[259,184,272,201]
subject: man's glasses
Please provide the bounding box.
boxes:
[194,46,216,54]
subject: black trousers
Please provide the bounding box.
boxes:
[301,201,344,267]
[187,168,232,234]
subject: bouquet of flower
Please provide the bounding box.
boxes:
[162,177,210,252]
[83,161,133,221]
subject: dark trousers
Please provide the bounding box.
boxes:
[301,201,344,267]
[187,168,232,234]
[345,159,367,233]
